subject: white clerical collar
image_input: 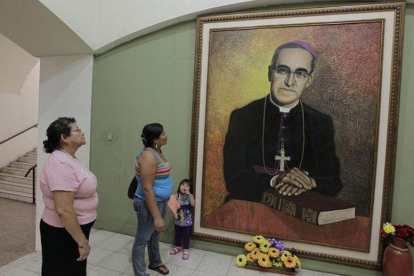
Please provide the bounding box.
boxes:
[268,94,299,113]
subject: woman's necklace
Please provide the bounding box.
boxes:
[59,149,76,159]
[57,148,96,187]
[261,95,305,176]
[150,147,163,157]
[59,149,88,171]
[148,147,165,161]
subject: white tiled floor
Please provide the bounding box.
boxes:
[0,229,339,276]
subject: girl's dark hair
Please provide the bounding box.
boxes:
[43,117,76,153]
[141,123,163,147]
[177,179,193,194]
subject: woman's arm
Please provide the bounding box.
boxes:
[139,151,165,233]
[53,191,90,261]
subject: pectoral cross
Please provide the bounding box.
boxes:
[275,145,290,172]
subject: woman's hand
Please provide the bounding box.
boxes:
[77,243,91,261]
[154,217,165,233]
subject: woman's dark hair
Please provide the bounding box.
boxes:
[141,123,163,147]
[43,117,76,153]
[176,179,193,194]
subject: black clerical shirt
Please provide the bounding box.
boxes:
[223,95,342,202]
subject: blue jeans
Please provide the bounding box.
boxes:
[132,197,167,276]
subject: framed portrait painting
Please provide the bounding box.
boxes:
[190,2,405,268]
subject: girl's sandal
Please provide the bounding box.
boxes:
[182,249,189,260]
[169,246,181,255]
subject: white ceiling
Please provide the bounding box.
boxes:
[0,33,39,94]
[0,0,93,57]
[0,0,410,57]
[39,0,328,54]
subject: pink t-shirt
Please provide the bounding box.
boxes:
[39,150,98,228]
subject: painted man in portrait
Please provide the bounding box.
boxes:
[223,40,343,203]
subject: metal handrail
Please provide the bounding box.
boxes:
[0,124,38,146]
[25,164,37,204]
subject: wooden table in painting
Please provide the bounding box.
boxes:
[202,200,370,251]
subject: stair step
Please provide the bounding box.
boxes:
[0,187,35,203]
[0,173,35,185]
[26,152,37,158]
[0,148,38,204]
[0,167,37,177]
[18,157,37,164]
[9,162,36,170]
[0,179,35,194]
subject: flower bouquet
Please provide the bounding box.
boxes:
[235,235,301,275]
[381,222,414,246]
[381,222,414,275]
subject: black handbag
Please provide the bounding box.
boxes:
[128,176,138,199]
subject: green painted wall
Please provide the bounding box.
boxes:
[91,3,414,275]
[91,22,195,236]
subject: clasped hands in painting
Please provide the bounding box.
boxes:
[270,167,317,196]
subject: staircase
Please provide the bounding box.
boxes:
[0,148,37,203]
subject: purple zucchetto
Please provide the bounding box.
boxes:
[281,40,317,58]
[268,39,317,81]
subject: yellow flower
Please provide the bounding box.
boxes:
[236,254,247,267]
[259,252,268,261]
[293,255,301,269]
[383,222,396,235]
[244,242,256,252]
[268,247,280,258]
[281,250,292,261]
[273,260,283,268]
[258,254,271,268]
[259,241,271,253]
[250,248,260,261]
[284,255,296,268]
[246,253,253,262]
[253,235,266,245]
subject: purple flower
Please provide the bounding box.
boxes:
[268,238,285,251]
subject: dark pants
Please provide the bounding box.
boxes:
[40,219,94,276]
[174,225,191,249]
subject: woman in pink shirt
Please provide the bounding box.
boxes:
[39,117,98,276]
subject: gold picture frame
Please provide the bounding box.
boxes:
[190,2,405,268]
